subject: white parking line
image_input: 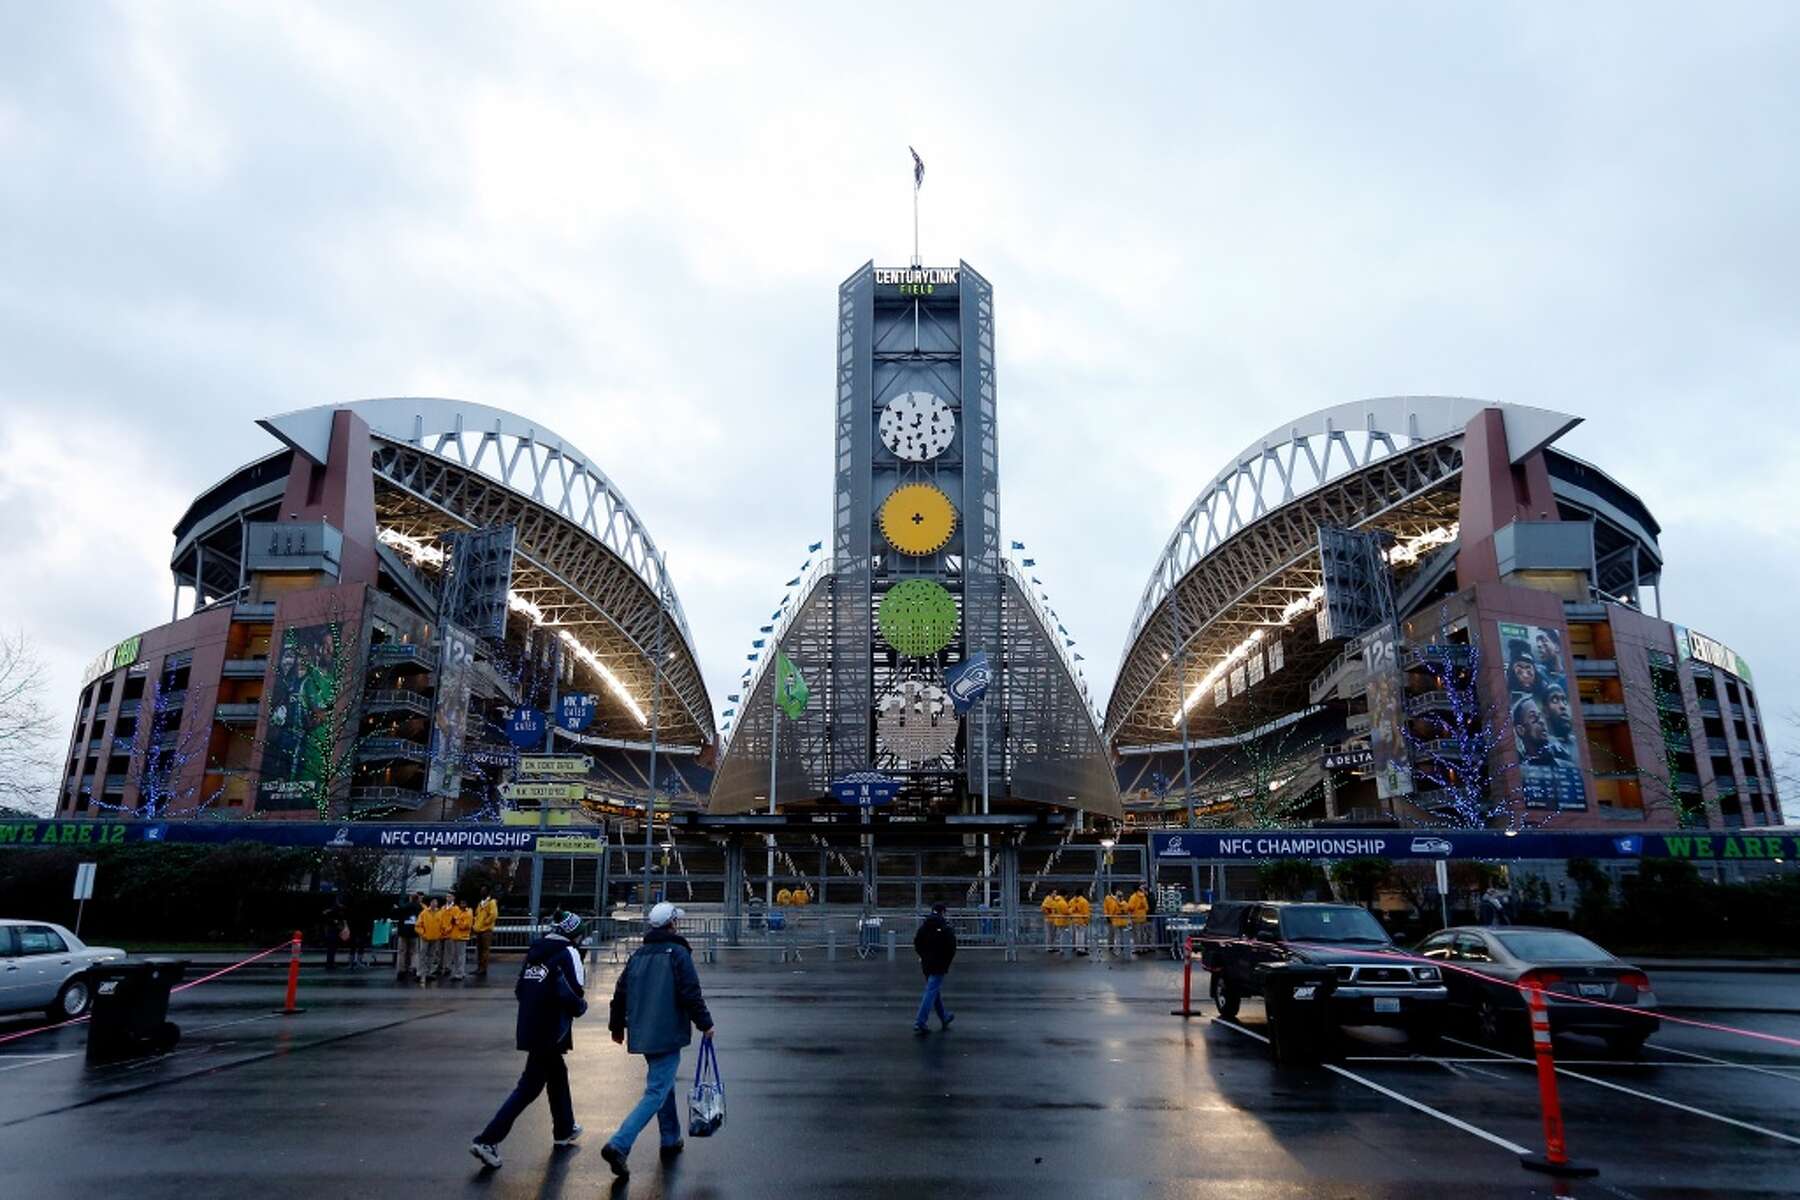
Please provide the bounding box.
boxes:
[0,1053,76,1073]
[1212,1019,1532,1157]
[1647,1041,1800,1084]
[186,1013,281,1035]
[1443,1036,1800,1148]
[1346,1054,1800,1070]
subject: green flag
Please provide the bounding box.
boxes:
[775,651,810,720]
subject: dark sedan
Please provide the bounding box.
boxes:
[1416,926,1660,1054]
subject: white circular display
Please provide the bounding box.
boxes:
[878,392,956,462]
[876,680,960,761]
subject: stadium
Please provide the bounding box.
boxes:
[1107,397,1782,832]
[57,398,712,822]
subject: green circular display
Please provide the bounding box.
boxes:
[878,580,959,657]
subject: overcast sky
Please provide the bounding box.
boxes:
[4,3,1798,798]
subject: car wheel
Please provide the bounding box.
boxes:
[1211,972,1241,1020]
[1475,996,1509,1048]
[51,977,92,1021]
[1603,1029,1648,1058]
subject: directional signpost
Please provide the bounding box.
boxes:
[829,773,903,806]
[518,755,592,776]
[504,782,587,803]
[504,707,546,749]
[556,693,598,733]
[73,861,95,936]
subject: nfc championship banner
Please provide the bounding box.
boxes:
[1150,829,1799,862]
[0,820,604,854]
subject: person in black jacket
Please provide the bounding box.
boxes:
[469,911,589,1170]
[599,902,715,1180]
[912,902,957,1035]
[393,892,422,981]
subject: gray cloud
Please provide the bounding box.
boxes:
[3,2,1796,788]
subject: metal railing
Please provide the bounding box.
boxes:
[473,908,1196,968]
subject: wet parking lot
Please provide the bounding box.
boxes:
[0,949,1795,1198]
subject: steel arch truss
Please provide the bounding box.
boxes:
[370,441,713,745]
[1107,437,1465,746]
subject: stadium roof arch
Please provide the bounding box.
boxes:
[173,397,713,747]
[1106,396,1662,749]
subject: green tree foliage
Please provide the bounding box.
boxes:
[1257,858,1326,900]
[1329,857,1393,906]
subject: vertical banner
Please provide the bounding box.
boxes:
[1363,624,1414,799]
[427,624,477,799]
[259,623,349,810]
[1498,621,1585,810]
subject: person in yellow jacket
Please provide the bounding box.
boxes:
[1040,890,1067,952]
[1126,886,1150,957]
[1103,890,1127,958]
[445,896,474,981]
[473,887,499,978]
[417,896,445,981]
[1067,891,1092,954]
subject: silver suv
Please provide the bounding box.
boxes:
[1,920,125,1020]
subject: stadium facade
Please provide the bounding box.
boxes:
[58,399,712,822]
[708,262,1120,818]
[1108,398,1782,833]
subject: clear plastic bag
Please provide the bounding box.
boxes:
[687,1037,725,1138]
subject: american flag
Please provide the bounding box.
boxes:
[910,146,924,189]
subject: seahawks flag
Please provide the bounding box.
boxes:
[910,146,924,189]
[944,651,993,715]
[775,651,810,719]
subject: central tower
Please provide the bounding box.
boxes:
[830,262,1000,799]
[709,260,1118,818]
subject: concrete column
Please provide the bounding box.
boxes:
[723,840,744,946]
[1001,840,1021,962]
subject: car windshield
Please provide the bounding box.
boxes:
[1493,931,1614,962]
[1280,907,1390,944]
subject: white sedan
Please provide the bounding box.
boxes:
[0,920,126,1020]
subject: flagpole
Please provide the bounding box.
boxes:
[766,702,777,908]
[910,147,922,268]
[980,694,991,908]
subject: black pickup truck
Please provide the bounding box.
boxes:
[1199,901,1449,1048]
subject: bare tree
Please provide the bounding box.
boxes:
[0,631,59,814]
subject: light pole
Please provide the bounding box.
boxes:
[1099,836,1116,959]
[642,552,667,915]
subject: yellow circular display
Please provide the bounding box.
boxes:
[879,483,958,555]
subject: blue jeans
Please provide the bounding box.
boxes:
[607,1049,684,1154]
[914,974,950,1029]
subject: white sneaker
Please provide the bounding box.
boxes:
[470,1142,502,1169]
[553,1124,583,1147]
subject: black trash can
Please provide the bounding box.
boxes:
[86,958,186,1065]
[1260,964,1338,1067]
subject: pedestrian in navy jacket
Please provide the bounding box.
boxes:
[599,902,715,1180]
[469,911,588,1170]
[913,902,957,1034]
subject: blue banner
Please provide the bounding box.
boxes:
[556,693,598,733]
[504,707,546,749]
[828,773,903,806]
[0,819,551,853]
[944,651,993,715]
[1147,829,1797,862]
